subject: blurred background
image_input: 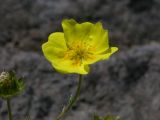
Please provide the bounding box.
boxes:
[0,0,160,120]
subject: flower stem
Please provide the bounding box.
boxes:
[7,98,13,120]
[55,74,83,120]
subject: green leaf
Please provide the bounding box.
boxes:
[93,114,103,120]
[93,113,120,120]
[26,112,31,120]
[114,116,120,120]
[104,114,112,120]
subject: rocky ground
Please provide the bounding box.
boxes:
[0,0,160,120]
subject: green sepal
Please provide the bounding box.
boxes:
[0,71,25,99]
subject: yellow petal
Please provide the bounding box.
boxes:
[42,32,67,63]
[62,20,109,54]
[62,19,94,47]
[52,60,89,74]
[89,22,109,54]
[83,47,118,65]
[42,31,90,74]
[102,47,118,60]
[62,19,77,44]
[83,54,105,65]
[62,19,77,29]
[73,22,94,42]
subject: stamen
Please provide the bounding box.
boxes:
[63,41,95,66]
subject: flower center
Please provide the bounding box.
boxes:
[64,41,95,66]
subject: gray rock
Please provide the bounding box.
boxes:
[0,44,160,120]
[0,0,160,51]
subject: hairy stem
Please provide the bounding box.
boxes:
[55,74,83,120]
[7,99,13,120]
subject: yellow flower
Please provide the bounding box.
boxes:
[42,19,118,74]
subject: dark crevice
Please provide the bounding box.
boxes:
[128,0,155,13]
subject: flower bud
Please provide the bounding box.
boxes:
[0,71,25,99]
